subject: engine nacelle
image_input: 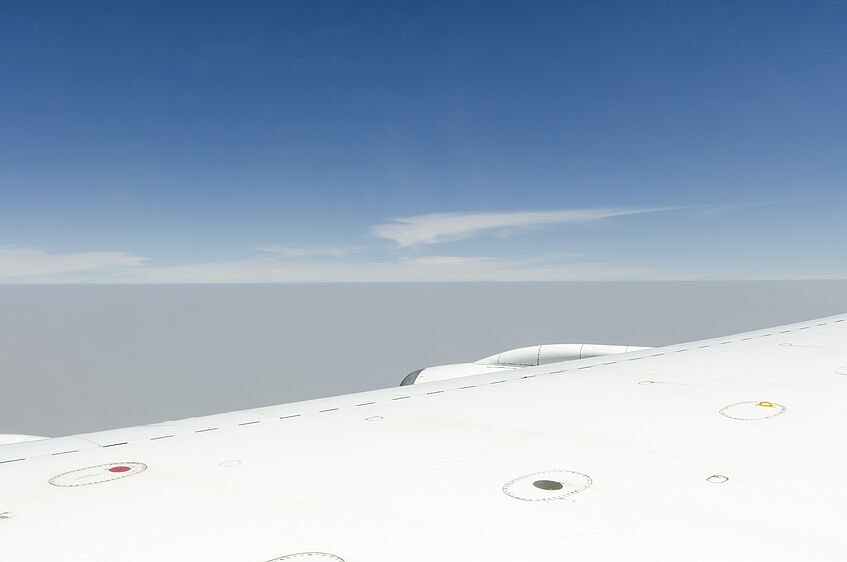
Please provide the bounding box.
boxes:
[401,343,651,385]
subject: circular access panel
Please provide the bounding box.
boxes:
[49,462,147,487]
[268,552,344,562]
[719,401,785,420]
[503,470,592,501]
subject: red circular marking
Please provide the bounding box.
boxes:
[108,466,132,473]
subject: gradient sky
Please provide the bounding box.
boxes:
[2,1,846,282]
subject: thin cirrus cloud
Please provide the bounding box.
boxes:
[0,247,148,280]
[0,248,657,283]
[0,207,679,282]
[110,254,656,283]
[370,208,672,247]
[253,244,359,260]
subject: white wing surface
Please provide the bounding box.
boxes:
[2,314,847,561]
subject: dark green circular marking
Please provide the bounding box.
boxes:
[532,479,564,491]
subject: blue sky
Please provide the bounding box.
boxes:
[1,1,846,282]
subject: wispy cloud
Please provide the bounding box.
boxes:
[0,207,690,283]
[370,208,671,247]
[0,247,148,279]
[4,245,844,283]
[103,253,656,283]
[253,244,358,260]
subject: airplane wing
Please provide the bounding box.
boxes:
[2,313,847,561]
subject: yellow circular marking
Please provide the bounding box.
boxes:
[756,401,775,408]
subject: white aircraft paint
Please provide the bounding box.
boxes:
[1,314,847,560]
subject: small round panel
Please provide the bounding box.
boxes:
[719,401,785,420]
[268,552,344,562]
[49,462,147,487]
[706,475,729,484]
[503,470,592,501]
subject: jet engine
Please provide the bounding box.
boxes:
[400,343,651,385]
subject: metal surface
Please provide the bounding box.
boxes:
[1,314,847,560]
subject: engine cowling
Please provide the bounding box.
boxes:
[400,343,651,385]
